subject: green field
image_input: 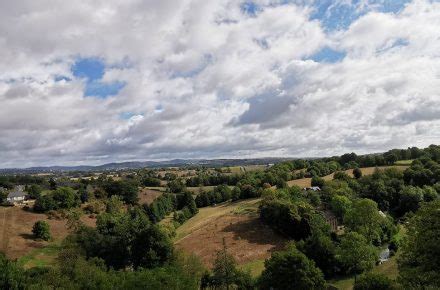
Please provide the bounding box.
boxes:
[18,243,62,269]
[395,160,414,165]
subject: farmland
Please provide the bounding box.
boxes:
[175,199,287,268]
[0,205,95,261]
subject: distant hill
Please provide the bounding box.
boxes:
[0,157,294,174]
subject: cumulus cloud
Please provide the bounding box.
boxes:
[0,0,439,167]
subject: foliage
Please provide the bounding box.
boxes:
[142,176,162,187]
[398,200,440,288]
[353,168,363,179]
[103,180,139,204]
[337,232,377,277]
[27,184,43,199]
[34,187,80,212]
[344,198,395,244]
[202,245,254,289]
[330,195,352,219]
[259,199,312,240]
[311,176,324,188]
[32,220,51,241]
[259,246,325,290]
[74,207,173,270]
[354,272,395,290]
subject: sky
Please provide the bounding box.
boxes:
[1,0,440,168]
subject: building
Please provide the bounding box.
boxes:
[6,185,28,204]
[303,186,321,191]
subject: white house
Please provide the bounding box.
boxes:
[6,185,28,204]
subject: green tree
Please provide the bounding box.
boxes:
[398,200,440,288]
[344,199,383,243]
[353,168,363,179]
[0,253,27,289]
[27,184,42,199]
[259,246,325,290]
[32,220,51,241]
[354,272,395,290]
[53,187,81,209]
[211,244,239,289]
[330,195,352,219]
[397,186,424,216]
[311,176,325,188]
[104,180,139,205]
[0,190,7,204]
[337,232,377,281]
[297,232,337,278]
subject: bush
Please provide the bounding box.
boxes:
[354,272,395,290]
[311,176,325,188]
[32,221,51,241]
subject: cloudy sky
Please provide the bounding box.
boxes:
[1,0,440,167]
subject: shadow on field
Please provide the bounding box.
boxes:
[222,217,285,252]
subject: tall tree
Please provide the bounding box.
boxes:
[259,246,325,290]
[337,232,377,282]
[398,200,440,288]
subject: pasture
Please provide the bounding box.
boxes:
[175,199,287,268]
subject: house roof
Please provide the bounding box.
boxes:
[7,187,27,198]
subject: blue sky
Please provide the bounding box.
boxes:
[72,57,125,98]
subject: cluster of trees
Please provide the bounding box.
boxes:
[186,173,241,187]
[144,191,198,224]
[34,187,81,212]
[195,185,240,207]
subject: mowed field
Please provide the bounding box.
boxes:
[0,206,95,261]
[287,165,409,188]
[138,188,164,205]
[175,199,287,268]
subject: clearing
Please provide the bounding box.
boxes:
[138,188,164,205]
[0,206,95,261]
[175,199,287,268]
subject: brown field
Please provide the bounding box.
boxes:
[0,206,95,260]
[175,199,287,268]
[138,188,164,205]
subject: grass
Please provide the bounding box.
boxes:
[18,243,62,269]
[174,198,261,242]
[239,259,265,277]
[395,160,414,166]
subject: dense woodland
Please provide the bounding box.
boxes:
[1,145,440,289]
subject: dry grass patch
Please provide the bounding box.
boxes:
[175,199,287,268]
[0,206,95,260]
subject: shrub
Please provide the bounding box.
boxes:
[32,220,51,241]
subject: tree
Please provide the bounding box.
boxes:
[330,195,352,219]
[104,181,138,204]
[211,243,239,289]
[398,200,440,288]
[53,187,81,209]
[27,184,42,199]
[0,190,7,204]
[297,232,337,278]
[32,220,51,241]
[354,272,395,290]
[353,168,363,179]
[259,246,325,290]
[0,253,27,289]
[311,176,324,188]
[396,186,424,216]
[344,199,383,243]
[337,232,377,281]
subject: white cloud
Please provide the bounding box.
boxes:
[0,0,439,167]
